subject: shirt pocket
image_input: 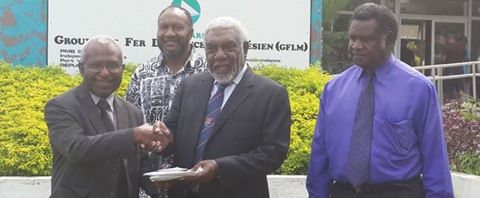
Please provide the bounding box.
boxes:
[383,118,417,154]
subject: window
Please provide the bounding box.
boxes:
[344,0,381,11]
[400,0,467,16]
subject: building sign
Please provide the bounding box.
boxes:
[48,0,311,73]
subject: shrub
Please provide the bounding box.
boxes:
[117,64,137,97]
[0,63,81,175]
[254,64,331,174]
[443,99,480,175]
[254,64,329,96]
[453,153,480,175]
[0,63,330,176]
[0,63,135,176]
[3,62,480,177]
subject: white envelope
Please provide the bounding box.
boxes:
[144,167,203,182]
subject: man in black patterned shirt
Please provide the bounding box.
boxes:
[126,5,207,198]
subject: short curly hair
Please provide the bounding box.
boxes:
[351,3,398,45]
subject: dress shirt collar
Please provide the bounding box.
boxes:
[356,54,395,83]
[90,93,115,112]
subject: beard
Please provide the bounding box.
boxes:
[209,65,239,85]
[159,40,189,59]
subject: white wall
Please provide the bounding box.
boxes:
[0,172,478,198]
[0,177,50,198]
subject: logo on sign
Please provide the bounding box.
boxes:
[171,0,201,24]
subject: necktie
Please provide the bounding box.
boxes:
[346,71,375,186]
[97,99,130,196]
[97,99,115,131]
[193,84,225,164]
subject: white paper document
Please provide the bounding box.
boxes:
[144,167,203,182]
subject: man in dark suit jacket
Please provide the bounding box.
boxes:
[159,17,292,198]
[45,35,172,198]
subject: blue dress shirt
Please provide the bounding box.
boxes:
[306,54,453,198]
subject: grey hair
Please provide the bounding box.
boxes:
[204,17,248,42]
[78,35,123,66]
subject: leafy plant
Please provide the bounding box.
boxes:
[323,0,350,31]
[321,31,350,74]
[0,63,80,175]
[443,100,480,175]
[0,63,135,176]
[3,62,478,176]
[0,62,330,176]
[451,153,480,175]
[254,64,331,174]
[459,96,480,121]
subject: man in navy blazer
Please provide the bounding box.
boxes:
[158,17,292,198]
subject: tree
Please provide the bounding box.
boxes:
[323,0,350,31]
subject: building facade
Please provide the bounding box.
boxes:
[324,0,480,74]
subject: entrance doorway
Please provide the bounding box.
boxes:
[400,19,468,101]
[433,22,466,64]
[400,19,431,67]
[434,21,467,101]
[400,19,467,66]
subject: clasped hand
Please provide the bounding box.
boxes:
[133,121,173,153]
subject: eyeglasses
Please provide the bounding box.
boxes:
[84,63,124,73]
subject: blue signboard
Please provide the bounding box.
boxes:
[0,0,47,66]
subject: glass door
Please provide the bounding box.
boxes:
[433,21,467,101]
[433,22,466,64]
[400,19,430,67]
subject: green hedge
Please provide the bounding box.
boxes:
[254,65,330,174]
[0,62,330,176]
[0,63,80,175]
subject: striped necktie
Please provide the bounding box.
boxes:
[193,84,226,164]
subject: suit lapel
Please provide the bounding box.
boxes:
[76,84,107,134]
[113,97,135,195]
[114,97,128,130]
[212,69,254,136]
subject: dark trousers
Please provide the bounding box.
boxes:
[184,190,199,198]
[168,184,199,198]
[330,177,424,198]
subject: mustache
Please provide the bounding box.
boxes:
[161,40,179,44]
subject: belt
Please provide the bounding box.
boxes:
[333,177,421,196]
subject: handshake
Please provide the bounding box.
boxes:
[133,121,173,153]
